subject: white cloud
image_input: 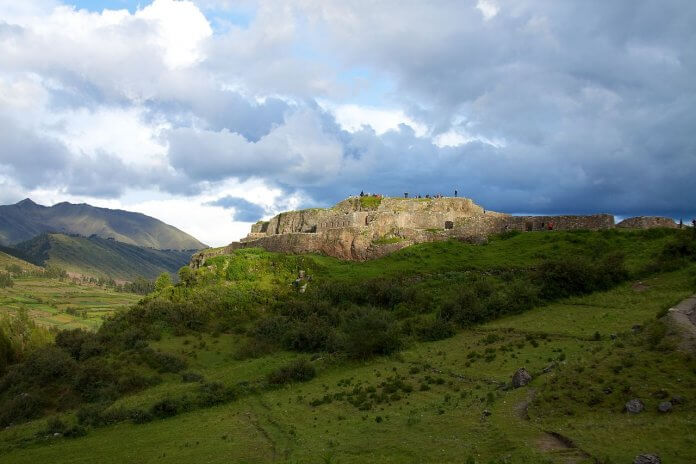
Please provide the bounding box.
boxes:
[476,0,499,21]
[138,0,213,69]
[322,102,428,136]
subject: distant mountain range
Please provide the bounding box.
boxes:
[10,233,194,280]
[0,199,206,250]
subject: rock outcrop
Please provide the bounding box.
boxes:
[191,196,679,265]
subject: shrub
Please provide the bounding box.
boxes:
[536,253,628,300]
[0,392,46,426]
[77,404,106,426]
[0,272,13,288]
[130,409,154,424]
[140,348,187,373]
[341,308,401,358]
[284,314,336,352]
[417,317,457,341]
[267,359,316,385]
[150,397,188,418]
[197,382,237,406]
[55,328,103,360]
[0,329,15,374]
[21,346,77,385]
[73,358,118,402]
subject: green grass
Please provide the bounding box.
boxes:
[372,237,405,245]
[359,196,382,210]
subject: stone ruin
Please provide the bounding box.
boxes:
[191,196,678,265]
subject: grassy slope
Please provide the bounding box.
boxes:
[14,233,193,280]
[0,276,141,331]
[0,251,41,273]
[1,230,695,463]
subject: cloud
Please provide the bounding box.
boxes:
[0,0,695,245]
[206,195,266,221]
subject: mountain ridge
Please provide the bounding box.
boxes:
[0,198,206,250]
[12,233,194,280]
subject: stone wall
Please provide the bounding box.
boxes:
[616,216,677,229]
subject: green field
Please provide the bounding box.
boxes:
[0,276,141,331]
[0,230,695,463]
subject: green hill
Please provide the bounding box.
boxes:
[0,249,41,273]
[1,228,695,463]
[0,199,206,250]
[12,233,194,280]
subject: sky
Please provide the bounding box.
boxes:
[0,0,695,246]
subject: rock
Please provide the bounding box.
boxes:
[634,454,661,464]
[53,432,62,438]
[625,399,645,414]
[610,333,617,340]
[657,401,672,413]
[298,270,305,278]
[632,324,643,333]
[671,394,685,405]
[512,368,532,388]
[482,409,491,417]
[602,386,613,395]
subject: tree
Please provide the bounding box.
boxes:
[154,273,172,292]
[177,266,195,287]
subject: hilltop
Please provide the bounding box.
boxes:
[0,199,206,250]
[12,233,194,280]
[194,195,676,263]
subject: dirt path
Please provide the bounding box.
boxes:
[665,294,696,351]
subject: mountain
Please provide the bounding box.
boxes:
[0,199,206,250]
[12,233,194,280]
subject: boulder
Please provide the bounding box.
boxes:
[671,394,685,405]
[512,368,532,388]
[634,454,661,464]
[625,399,644,414]
[657,401,672,413]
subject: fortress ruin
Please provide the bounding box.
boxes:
[192,196,677,264]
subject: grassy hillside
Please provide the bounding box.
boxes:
[0,228,694,463]
[0,251,41,273]
[13,233,193,280]
[0,198,206,250]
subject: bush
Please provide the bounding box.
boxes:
[0,329,15,374]
[140,348,187,373]
[0,392,46,426]
[267,359,316,385]
[21,346,77,385]
[197,382,237,406]
[150,397,188,418]
[417,317,457,341]
[55,329,103,360]
[0,272,13,288]
[341,308,401,358]
[73,358,118,402]
[536,253,628,300]
[284,314,336,352]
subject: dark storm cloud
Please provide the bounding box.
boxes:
[207,196,266,221]
[0,0,694,221]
